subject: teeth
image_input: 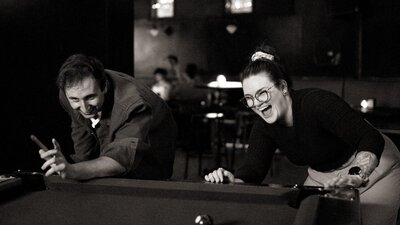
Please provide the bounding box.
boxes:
[258,105,271,111]
[261,105,272,117]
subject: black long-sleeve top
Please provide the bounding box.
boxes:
[235,88,384,184]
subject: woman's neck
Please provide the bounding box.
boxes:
[280,96,293,127]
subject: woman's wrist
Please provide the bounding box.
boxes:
[350,151,379,187]
[348,166,369,187]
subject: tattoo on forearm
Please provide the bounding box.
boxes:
[354,151,378,176]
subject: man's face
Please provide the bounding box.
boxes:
[65,75,106,119]
[154,73,164,82]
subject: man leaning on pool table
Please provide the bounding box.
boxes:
[31,53,177,181]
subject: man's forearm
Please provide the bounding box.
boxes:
[67,156,126,180]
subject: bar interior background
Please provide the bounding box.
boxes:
[1,0,399,177]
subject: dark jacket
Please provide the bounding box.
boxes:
[59,69,177,180]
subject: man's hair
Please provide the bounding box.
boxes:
[57,53,108,92]
[167,55,178,64]
[153,67,168,77]
[185,63,198,79]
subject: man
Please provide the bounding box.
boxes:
[33,54,177,180]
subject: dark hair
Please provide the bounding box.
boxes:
[167,55,178,64]
[57,53,108,92]
[153,67,168,77]
[185,63,198,79]
[240,44,292,88]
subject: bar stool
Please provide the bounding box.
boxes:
[183,111,235,179]
[224,110,254,169]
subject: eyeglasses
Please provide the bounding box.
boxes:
[240,85,275,108]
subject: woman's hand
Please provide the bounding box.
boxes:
[324,175,363,188]
[204,168,236,184]
[325,151,379,188]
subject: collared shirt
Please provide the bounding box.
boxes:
[90,112,102,128]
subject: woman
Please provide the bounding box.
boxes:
[204,44,400,225]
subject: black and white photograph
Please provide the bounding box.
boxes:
[1,0,399,224]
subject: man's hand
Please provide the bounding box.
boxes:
[31,135,69,179]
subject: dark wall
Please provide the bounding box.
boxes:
[362,0,400,77]
[0,0,133,173]
[134,0,297,79]
[134,0,400,79]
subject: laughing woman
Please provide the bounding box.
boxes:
[204,44,400,225]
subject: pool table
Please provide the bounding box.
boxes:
[0,173,360,225]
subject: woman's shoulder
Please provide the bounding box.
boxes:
[293,88,342,103]
[292,88,347,116]
[293,87,336,95]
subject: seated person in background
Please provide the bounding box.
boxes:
[33,54,177,180]
[204,44,400,225]
[151,67,172,101]
[183,63,202,85]
[164,57,209,103]
[166,54,191,83]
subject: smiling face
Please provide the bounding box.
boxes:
[65,75,106,119]
[242,72,292,126]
